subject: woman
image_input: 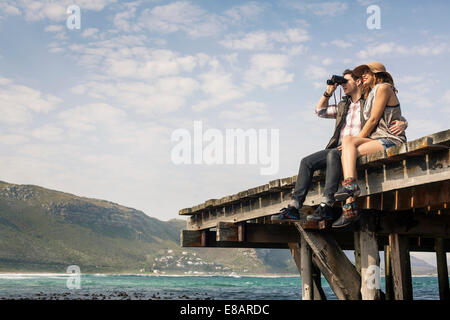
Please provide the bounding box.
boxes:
[331,61,407,229]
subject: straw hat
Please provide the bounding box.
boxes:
[353,61,393,83]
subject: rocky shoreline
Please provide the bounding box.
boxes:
[0,290,213,300]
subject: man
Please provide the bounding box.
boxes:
[271,69,407,223]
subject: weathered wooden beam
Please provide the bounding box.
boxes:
[216,222,299,243]
[311,262,327,300]
[180,229,216,247]
[354,231,361,275]
[384,245,394,300]
[300,235,313,300]
[376,211,450,238]
[294,223,361,300]
[359,213,381,300]
[434,238,450,300]
[288,242,327,300]
[389,233,413,300]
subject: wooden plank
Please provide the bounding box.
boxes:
[293,223,361,300]
[300,235,313,300]
[389,233,413,300]
[435,238,450,300]
[430,129,450,145]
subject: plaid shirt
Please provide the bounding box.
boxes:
[315,98,362,145]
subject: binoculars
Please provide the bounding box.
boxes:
[327,75,348,85]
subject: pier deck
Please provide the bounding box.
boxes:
[179,129,450,300]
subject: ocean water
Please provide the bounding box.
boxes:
[0,273,445,300]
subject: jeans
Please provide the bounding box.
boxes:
[292,148,342,207]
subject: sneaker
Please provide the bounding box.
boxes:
[332,202,359,229]
[271,206,300,221]
[334,179,361,201]
[306,203,333,222]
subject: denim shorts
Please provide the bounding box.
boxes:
[377,138,396,150]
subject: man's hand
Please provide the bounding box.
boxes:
[325,82,338,96]
[389,120,407,135]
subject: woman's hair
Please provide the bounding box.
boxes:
[362,70,398,99]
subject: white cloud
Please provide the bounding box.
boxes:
[442,90,450,104]
[81,28,99,38]
[138,1,223,38]
[291,1,348,16]
[244,54,294,89]
[2,0,116,21]
[72,77,200,115]
[0,76,61,125]
[305,65,328,80]
[0,2,21,17]
[220,28,309,51]
[44,24,64,32]
[58,103,126,131]
[358,42,450,59]
[223,2,265,23]
[0,134,29,145]
[219,101,270,123]
[331,39,352,48]
[192,70,243,112]
[322,58,333,65]
[113,1,142,32]
[68,38,204,81]
[32,124,64,141]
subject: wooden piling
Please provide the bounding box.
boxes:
[360,213,381,300]
[300,235,313,300]
[384,245,394,300]
[389,233,413,300]
[354,231,361,275]
[294,223,361,300]
[435,237,450,300]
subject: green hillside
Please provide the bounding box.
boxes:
[0,181,297,274]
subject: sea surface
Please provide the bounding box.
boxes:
[0,273,445,300]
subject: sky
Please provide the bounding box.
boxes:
[0,0,449,247]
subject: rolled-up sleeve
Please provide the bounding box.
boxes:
[315,104,338,119]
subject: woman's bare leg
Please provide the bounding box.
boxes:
[341,136,378,179]
[343,139,384,204]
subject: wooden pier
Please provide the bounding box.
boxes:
[179,129,450,300]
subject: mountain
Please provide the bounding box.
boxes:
[0,180,439,275]
[0,180,296,274]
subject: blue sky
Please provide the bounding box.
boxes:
[0,0,449,234]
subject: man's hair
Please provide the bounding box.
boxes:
[342,69,358,81]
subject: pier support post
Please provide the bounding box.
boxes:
[389,233,413,300]
[435,237,450,300]
[354,231,361,275]
[360,213,381,300]
[288,242,326,300]
[300,235,313,300]
[294,223,361,300]
[311,263,326,300]
[384,245,394,300]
